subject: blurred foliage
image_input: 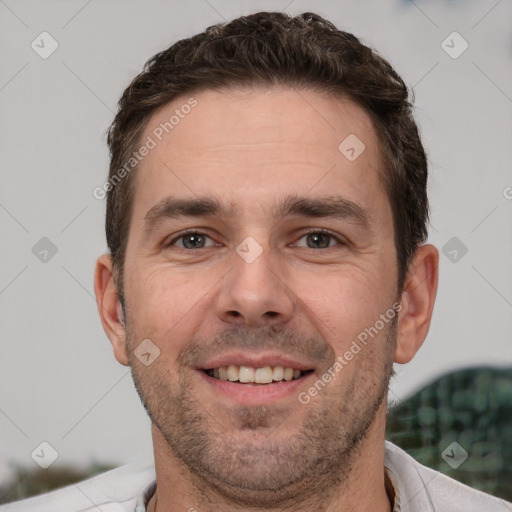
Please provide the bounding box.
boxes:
[1,366,510,504]
[0,462,115,505]
[387,366,512,501]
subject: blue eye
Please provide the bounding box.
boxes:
[167,232,216,249]
[165,229,345,250]
[295,230,344,249]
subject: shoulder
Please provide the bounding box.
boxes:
[384,441,510,512]
[0,456,156,512]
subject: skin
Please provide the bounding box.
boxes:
[94,86,438,512]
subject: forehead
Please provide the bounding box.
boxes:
[130,85,389,226]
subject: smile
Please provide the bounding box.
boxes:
[205,365,313,384]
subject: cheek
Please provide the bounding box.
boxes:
[126,265,216,351]
[292,264,393,346]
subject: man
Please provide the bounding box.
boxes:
[3,11,509,512]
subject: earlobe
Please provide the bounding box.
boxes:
[394,244,439,364]
[94,253,130,366]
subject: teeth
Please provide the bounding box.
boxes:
[227,365,238,382]
[239,366,254,383]
[254,366,273,383]
[273,366,284,381]
[208,365,307,383]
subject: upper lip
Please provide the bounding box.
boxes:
[197,351,316,371]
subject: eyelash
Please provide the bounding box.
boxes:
[297,229,347,248]
[165,229,346,249]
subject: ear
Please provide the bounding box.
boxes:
[394,244,439,364]
[94,253,129,366]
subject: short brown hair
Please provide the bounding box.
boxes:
[105,11,429,309]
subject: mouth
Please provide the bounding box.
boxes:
[204,365,314,384]
[196,352,318,404]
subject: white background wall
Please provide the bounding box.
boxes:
[1,0,511,483]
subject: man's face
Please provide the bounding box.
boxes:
[121,86,399,506]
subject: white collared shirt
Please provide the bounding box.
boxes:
[1,442,509,511]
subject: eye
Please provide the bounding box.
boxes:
[294,230,344,249]
[166,231,217,249]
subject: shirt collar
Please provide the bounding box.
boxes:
[385,466,401,511]
[135,471,400,512]
[134,480,156,512]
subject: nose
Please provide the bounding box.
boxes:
[215,242,295,328]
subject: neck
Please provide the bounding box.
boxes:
[149,406,392,512]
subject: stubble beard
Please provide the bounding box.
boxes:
[127,320,396,509]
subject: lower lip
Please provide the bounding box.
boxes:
[198,371,313,405]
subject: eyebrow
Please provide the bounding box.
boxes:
[142,194,371,236]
